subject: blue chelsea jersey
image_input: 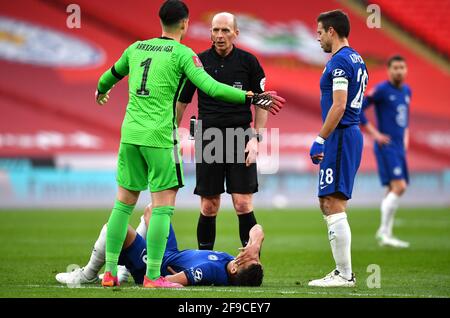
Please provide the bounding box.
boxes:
[360,80,411,145]
[320,46,369,125]
[161,249,235,286]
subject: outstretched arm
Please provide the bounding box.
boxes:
[95,45,131,105]
[180,49,284,114]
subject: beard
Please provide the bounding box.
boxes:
[392,74,404,85]
[321,42,332,53]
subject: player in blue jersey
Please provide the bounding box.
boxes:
[360,55,411,248]
[55,205,264,287]
[308,10,368,287]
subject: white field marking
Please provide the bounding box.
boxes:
[278,290,448,298]
[7,285,449,298]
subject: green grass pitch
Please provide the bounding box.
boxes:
[0,208,449,298]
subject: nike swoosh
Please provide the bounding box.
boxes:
[320,185,328,190]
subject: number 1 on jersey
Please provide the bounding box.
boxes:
[137,58,152,96]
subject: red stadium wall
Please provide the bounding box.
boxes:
[0,0,449,173]
[372,0,450,57]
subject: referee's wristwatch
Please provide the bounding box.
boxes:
[252,133,263,143]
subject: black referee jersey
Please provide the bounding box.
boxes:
[178,45,266,128]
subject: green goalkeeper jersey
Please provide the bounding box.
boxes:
[97,37,247,148]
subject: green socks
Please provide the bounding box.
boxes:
[105,200,135,276]
[104,203,174,280]
[146,206,174,280]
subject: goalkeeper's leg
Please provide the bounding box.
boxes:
[141,146,184,288]
[145,188,177,280]
[103,187,139,286]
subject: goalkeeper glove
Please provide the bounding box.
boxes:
[248,91,286,115]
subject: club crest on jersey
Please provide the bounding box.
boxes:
[192,56,203,67]
[208,254,219,261]
[332,69,346,77]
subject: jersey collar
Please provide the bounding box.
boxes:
[387,80,405,90]
[158,36,175,41]
[211,44,236,60]
[332,45,350,57]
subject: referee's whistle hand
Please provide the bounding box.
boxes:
[245,138,258,167]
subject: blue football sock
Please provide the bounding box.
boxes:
[118,233,147,284]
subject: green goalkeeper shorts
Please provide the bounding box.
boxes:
[116,143,184,192]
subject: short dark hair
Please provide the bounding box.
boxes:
[317,9,350,38]
[387,55,406,67]
[231,264,264,287]
[159,0,189,27]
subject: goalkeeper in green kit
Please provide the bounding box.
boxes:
[95,0,285,288]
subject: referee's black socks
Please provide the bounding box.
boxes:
[238,211,257,247]
[197,213,216,250]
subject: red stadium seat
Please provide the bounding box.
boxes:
[373,0,450,56]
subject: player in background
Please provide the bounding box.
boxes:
[176,13,268,251]
[56,205,264,287]
[95,0,284,288]
[360,55,411,248]
[308,10,368,287]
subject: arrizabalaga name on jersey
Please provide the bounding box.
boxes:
[135,43,174,53]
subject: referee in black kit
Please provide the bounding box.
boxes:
[176,12,268,250]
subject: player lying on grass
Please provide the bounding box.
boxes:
[56,205,264,287]
[96,0,284,288]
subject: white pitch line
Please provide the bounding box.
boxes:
[4,284,449,298]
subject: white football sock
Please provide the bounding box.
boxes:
[325,212,352,280]
[379,192,399,237]
[136,215,148,239]
[83,224,107,280]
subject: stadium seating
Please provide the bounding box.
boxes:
[1,0,449,173]
[373,0,450,57]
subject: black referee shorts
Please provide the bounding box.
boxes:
[194,125,258,197]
